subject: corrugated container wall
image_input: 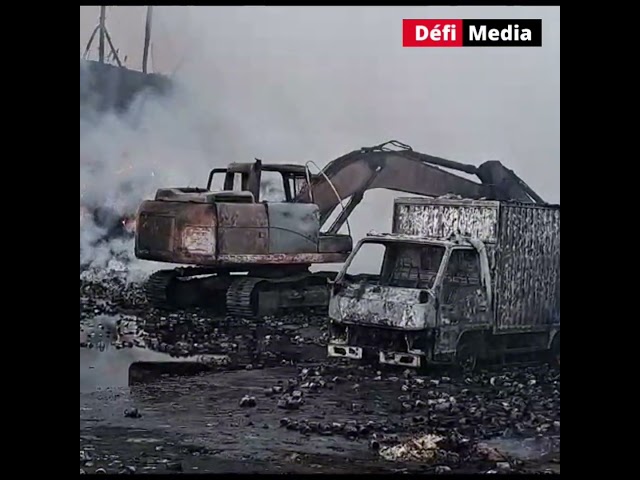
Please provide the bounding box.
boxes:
[392,198,560,332]
[495,203,560,331]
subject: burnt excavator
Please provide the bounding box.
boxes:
[135,140,545,317]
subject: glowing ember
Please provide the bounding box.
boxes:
[122,217,137,234]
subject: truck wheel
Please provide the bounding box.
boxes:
[456,342,478,373]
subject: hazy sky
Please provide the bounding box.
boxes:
[80,6,559,244]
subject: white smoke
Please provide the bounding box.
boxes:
[79,66,220,279]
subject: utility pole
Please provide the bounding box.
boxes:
[142,6,153,73]
[98,6,106,63]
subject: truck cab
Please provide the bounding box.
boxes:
[327,233,493,369]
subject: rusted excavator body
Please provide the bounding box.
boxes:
[135,141,545,317]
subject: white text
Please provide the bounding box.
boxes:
[469,24,532,42]
[415,24,457,42]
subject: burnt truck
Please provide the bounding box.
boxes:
[327,197,560,370]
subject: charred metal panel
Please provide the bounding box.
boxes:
[318,234,353,254]
[393,198,500,244]
[216,252,348,265]
[135,200,216,261]
[266,203,319,254]
[494,204,560,331]
[137,214,175,253]
[217,203,268,228]
[155,189,254,204]
[331,323,421,351]
[441,283,490,327]
[329,284,437,331]
[216,203,269,255]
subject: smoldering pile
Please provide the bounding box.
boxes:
[79,83,166,276]
[79,163,140,274]
[80,204,134,244]
[80,211,135,275]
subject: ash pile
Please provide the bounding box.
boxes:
[80,205,136,273]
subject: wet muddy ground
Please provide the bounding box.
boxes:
[80,274,560,474]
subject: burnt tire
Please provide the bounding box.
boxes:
[456,342,479,374]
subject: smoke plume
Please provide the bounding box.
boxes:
[79,6,560,278]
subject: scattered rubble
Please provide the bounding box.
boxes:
[435,465,452,473]
[124,408,142,419]
[80,275,560,474]
[240,395,257,408]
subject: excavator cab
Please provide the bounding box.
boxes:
[136,157,352,270]
[206,161,311,203]
[135,157,352,316]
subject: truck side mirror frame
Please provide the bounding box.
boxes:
[331,280,344,295]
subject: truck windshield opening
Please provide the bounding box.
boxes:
[344,242,386,281]
[345,241,445,289]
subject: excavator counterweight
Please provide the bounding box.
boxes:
[134,140,544,317]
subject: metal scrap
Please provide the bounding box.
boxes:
[379,434,444,462]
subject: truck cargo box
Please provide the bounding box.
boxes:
[392,197,560,332]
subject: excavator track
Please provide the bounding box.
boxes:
[144,267,224,309]
[226,277,263,318]
[145,270,178,308]
[226,274,333,318]
[145,269,333,316]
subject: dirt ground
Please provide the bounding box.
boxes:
[80,274,560,475]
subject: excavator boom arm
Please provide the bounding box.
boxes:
[295,141,544,227]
